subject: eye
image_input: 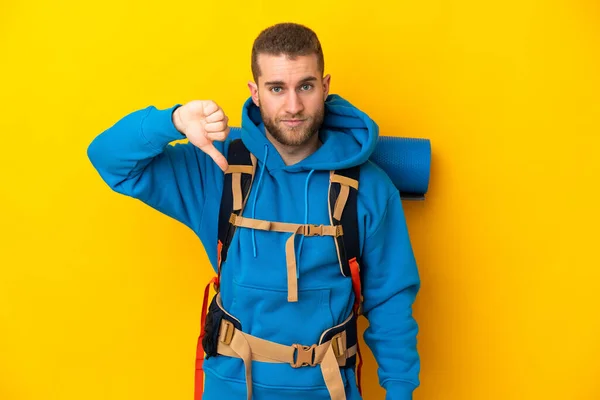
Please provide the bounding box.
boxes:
[270,87,283,93]
[300,84,313,91]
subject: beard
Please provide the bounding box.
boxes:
[260,104,325,147]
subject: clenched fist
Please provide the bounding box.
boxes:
[172,100,230,171]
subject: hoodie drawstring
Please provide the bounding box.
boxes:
[249,145,315,278]
[251,144,268,257]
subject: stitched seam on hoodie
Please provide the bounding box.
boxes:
[139,107,161,153]
[381,377,419,388]
[364,191,397,242]
[121,108,157,183]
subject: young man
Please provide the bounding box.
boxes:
[88,23,420,400]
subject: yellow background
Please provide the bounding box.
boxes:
[1,0,599,399]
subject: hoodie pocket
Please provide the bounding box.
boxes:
[217,279,346,391]
[230,279,334,342]
[203,367,349,400]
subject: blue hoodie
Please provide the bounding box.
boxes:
[87,95,420,400]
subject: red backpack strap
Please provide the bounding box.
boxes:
[194,276,218,400]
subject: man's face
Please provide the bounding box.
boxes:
[248,53,330,147]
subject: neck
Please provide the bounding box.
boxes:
[265,130,321,166]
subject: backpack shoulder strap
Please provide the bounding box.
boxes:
[329,165,365,393]
[216,139,256,287]
[328,166,363,314]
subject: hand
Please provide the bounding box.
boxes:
[172,100,230,171]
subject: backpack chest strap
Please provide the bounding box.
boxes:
[229,214,343,302]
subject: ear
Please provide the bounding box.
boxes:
[247,81,260,107]
[322,74,331,100]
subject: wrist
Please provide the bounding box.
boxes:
[172,105,186,137]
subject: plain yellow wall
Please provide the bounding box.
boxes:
[2,0,599,399]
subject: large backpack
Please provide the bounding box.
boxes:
[195,139,365,399]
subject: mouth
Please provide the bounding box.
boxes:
[281,119,306,127]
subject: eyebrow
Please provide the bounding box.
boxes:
[264,76,318,86]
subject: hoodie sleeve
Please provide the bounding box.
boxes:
[87,105,210,232]
[361,190,421,400]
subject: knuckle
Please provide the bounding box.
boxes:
[204,100,219,115]
[211,131,226,141]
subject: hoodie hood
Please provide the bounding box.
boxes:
[240,94,379,172]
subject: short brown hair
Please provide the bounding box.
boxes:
[251,23,325,83]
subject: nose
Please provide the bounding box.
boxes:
[284,92,304,116]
